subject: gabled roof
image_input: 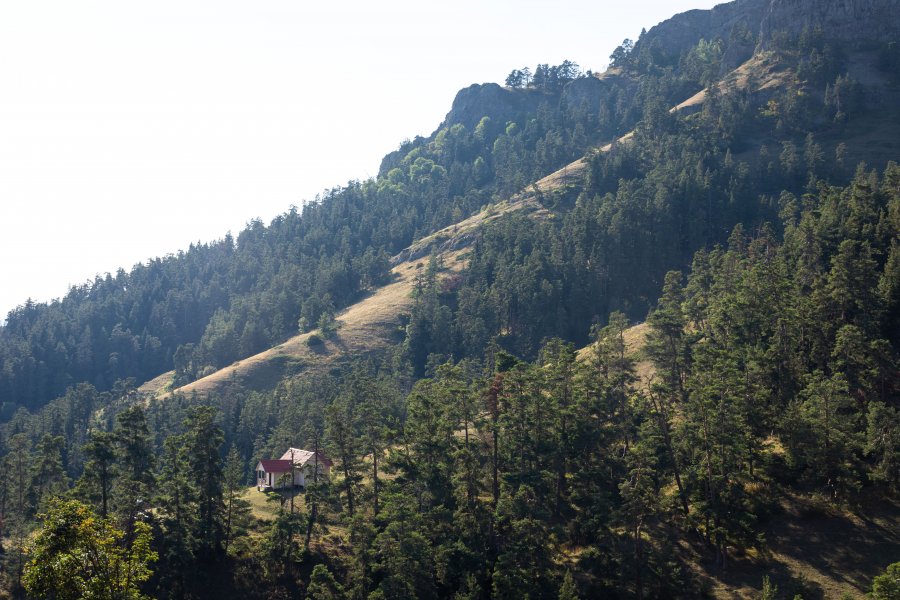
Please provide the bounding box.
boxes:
[257,459,293,473]
[280,447,333,468]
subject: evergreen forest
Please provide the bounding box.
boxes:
[1,0,899,597]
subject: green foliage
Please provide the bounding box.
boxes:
[307,564,345,600]
[23,498,156,600]
[223,445,253,554]
[262,509,305,577]
[871,561,900,599]
[76,431,116,517]
[760,575,778,600]
[558,570,580,600]
[0,20,899,600]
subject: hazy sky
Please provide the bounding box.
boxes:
[0,0,722,318]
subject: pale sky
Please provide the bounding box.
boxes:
[0,0,722,318]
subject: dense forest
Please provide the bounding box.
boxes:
[1,0,900,597]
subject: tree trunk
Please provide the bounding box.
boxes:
[343,457,354,517]
[305,442,320,550]
[372,448,379,516]
[635,522,644,600]
[650,393,690,516]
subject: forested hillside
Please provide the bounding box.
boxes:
[1,0,899,597]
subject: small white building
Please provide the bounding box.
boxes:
[256,447,332,490]
[255,459,294,490]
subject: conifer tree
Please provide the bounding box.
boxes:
[112,406,155,535]
[77,431,116,517]
[223,445,252,554]
[182,406,226,559]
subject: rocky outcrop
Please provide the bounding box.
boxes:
[632,0,768,70]
[634,0,899,69]
[441,82,550,131]
[759,0,900,47]
[379,83,553,175]
[561,74,630,115]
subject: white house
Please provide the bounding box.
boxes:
[256,447,332,491]
[255,459,294,490]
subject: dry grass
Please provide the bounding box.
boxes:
[577,322,655,389]
[693,494,900,599]
[241,485,301,522]
[137,369,174,399]
[148,51,817,403]
[163,250,469,398]
[672,52,794,114]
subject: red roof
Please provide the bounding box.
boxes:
[258,459,293,473]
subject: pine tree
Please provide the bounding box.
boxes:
[307,564,345,600]
[618,422,660,599]
[223,445,252,554]
[155,436,198,594]
[182,406,226,559]
[32,434,69,508]
[785,372,861,497]
[558,570,580,600]
[325,395,363,517]
[112,406,155,535]
[77,431,116,517]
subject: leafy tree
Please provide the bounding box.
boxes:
[871,561,900,600]
[22,498,156,600]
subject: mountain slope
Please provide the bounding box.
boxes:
[2,1,900,599]
[150,34,899,399]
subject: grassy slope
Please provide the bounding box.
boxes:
[154,249,468,398]
[121,48,900,401]
[693,494,900,599]
[578,320,898,599]
[138,55,900,597]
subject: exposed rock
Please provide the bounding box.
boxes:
[759,0,900,47]
[634,0,899,69]
[632,0,768,70]
[441,82,550,132]
[561,76,623,116]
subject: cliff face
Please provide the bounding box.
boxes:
[380,0,899,177]
[635,0,899,65]
[441,83,550,131]
[759,0,900,46]
[378,83,552,175]
[633,0,768,69]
